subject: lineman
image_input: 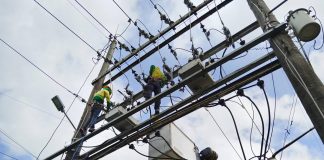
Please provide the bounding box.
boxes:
[81,85,113,135]
[143,65,169,116]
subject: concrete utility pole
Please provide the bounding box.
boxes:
[247,0,324,143]
[64,39,117,159]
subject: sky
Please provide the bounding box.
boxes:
[0,0,324,160]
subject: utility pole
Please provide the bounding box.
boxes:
[247,0,324,143]
[64,39,117,159]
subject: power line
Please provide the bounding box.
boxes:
[0,151,19,160]
[1,93,62,120]
[112,0,133,23]
[0,38,76,96]
[32,0,98,53]
[0,128,37,159]
[72,0,113,36]
[65,0,109,39]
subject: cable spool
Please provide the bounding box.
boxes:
[287,8,321,42]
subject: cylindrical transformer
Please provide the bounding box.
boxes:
[287,8,321,42]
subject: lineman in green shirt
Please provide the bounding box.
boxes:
[143,65,168,116]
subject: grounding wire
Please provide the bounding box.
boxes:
[266,42,277,153]
[273,41,324,119]
[279,93,297,160]
[0,128,37,159]
[32,0,98,53]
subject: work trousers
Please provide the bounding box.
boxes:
[143,79,161,114]
[83,103,102,130]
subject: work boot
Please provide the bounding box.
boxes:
[88,127,95,133]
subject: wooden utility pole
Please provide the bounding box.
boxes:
[247,0,324,143]
[64,39,117,159]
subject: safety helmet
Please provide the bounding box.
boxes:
[102,85,112,94]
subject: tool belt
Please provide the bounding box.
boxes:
[92,101,104,110]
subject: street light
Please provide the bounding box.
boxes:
[51,95,77,130]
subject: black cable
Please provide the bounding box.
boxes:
[0,151,19,160]
[222,103,247,160]
[259,82,271,159]
[157,136,187,160]
[32,0,98,53]
[0,128,37,159]
[204,108,243,160]
[242,95,265,160]
[147,141,181,160]
[271,127,315,159]
[131,147,175,159]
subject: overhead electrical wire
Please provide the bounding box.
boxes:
[0,128,37,159]
[2,93,62,120]
[32,0,98,53]
[72,0,113,36]
[67,0,133,50]
[65,0,109,39]
[204,108,243,160]
[0,151,19,160]
[0,38,79,98]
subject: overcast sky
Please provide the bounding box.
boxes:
[1,0,324,160]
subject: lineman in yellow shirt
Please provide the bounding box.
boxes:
[81,85,112,135]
